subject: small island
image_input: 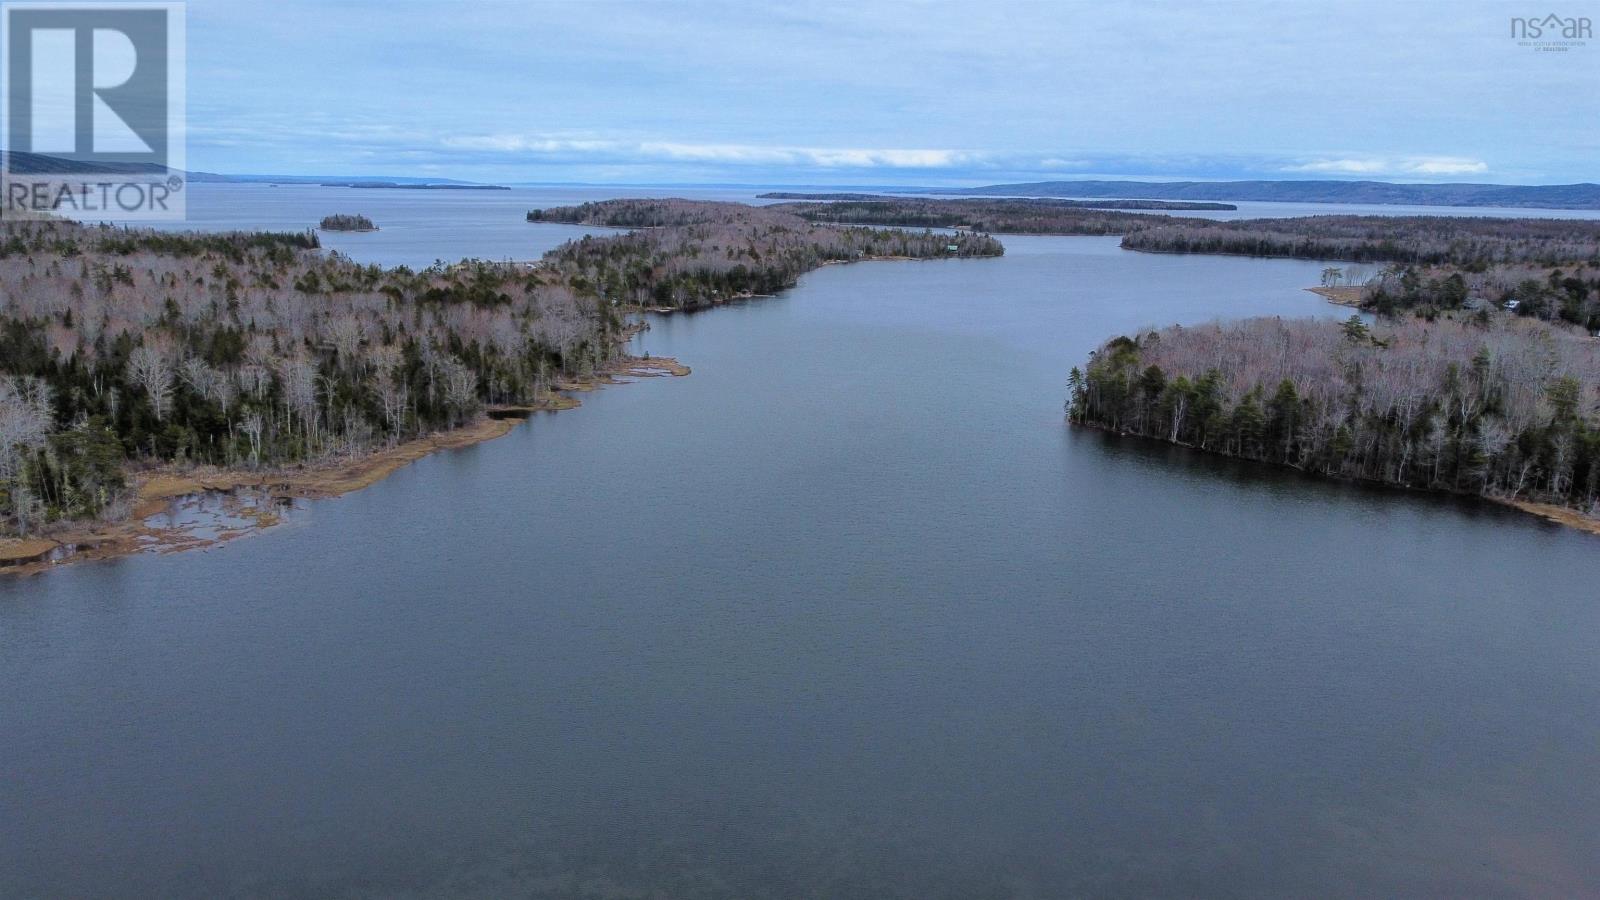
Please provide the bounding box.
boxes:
[318,213,378,231]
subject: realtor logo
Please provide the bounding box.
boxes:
[1,2,185,220]
[1510,12,1591,50]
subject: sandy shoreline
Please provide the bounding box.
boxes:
[0,354,690,576]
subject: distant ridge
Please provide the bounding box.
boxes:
[939,179,1600,210]
[0,150,184,177]
[756,192,1234,210]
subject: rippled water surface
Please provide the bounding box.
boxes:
[3,187,1598,898]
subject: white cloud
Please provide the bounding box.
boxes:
[439,135,978,169]
[1405,157,1490,176]
[1284,156,1489,177]
[442,135,621,154]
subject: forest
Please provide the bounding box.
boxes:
[1067,315,1600,516]
[1,201,994,535]
[765,198,1600,272]
[1311,260,1600,333]
[528,199,1003,309]
[1120,215,1600,267]
[1122,215,1600,331]
[0,219,620,536]
[762,198,1170,235]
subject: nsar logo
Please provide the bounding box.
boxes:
[1510,12,1592,51]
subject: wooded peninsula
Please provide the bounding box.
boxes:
[1057,206,1600,523]
[1067,315,1600,523]
[527,199,1002,309]
[1,200,1001,565]
[767,198,1171,235]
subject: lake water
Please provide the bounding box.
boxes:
[3,187,1599,898]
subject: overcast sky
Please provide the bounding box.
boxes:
[184,0,1600,185]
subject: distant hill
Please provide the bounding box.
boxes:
[0,150,190,177]
[324,182,510,190]
[232,175,495,187]
[940,179,1600,210]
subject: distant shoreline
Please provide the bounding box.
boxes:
[942,179,1600,210]
[323,182,511,190]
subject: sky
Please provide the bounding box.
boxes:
[180,0,1600,185]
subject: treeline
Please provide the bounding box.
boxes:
[319,214,376,231]
[0,226,321,262]
[764,198,1171,235]
[530,199,1004,309]
[1121,215,1600,268]
[0,220,619,535]
[1344,262,1600,332]
[751,197,1600,271]
[1068,315,1600,515]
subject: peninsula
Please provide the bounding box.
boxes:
[1067,314,1600,530]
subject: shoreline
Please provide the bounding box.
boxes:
[0,354,690,577]
[2,240,951,577]
[1073,421,1600,539]
[617,254,965,314]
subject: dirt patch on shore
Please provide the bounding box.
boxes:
[1307,286,1366,307]
[0,538,57,567]
[1498,498,1600,537]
